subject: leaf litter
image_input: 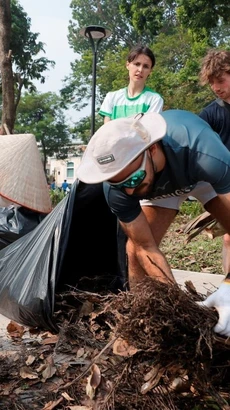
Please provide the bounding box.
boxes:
[0,276,230,409]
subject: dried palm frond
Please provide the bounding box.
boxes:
[180,211,226,243]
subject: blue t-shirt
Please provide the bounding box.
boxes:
[62,181,68,191]
[104,109,230,223]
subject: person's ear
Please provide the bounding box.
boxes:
[149,144,157,156]
[126,61,130,70]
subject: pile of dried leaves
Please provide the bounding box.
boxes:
[1,278,230,410]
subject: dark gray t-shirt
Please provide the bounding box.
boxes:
[104,109,230,223]
[199,99,230,150]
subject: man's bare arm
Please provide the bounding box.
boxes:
[205,193,230,235]
[120,211,175,284]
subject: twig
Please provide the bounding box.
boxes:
[100,361,130,409]
[60,336,118,389]
[147,255,175,285]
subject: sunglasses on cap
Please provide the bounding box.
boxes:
[109,151,147,189]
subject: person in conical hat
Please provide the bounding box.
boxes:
[0,133,51,214]
[77,109,230,339]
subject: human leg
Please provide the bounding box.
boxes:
[204,195,230,274]
[222,234,230,274]
[127,182,218,288]
[187,183,229,273]
[127,191,198,288]
[142,205,177,246]
[187,183,230,274]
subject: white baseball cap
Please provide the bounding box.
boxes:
[77,112,167,184]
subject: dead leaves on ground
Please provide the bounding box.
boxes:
[0,279,230,409]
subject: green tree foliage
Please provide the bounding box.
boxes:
[61,0,151,111]
[71,115,103,144]
[120,0,230,38]
[97,46,129,97]
[64,0,230,137]
[119,0,177,36]
[14,92,72,171]
[11,0,55,111]
[145,31,213,112]
[94,30,213,113]
[177,0,230,34]
[0,0,56,132]
[68,0,147,54]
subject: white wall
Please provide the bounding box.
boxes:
[48,156,82,187]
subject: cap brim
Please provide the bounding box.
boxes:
[77,112,166,184]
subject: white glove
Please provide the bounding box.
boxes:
[198,279,230,337]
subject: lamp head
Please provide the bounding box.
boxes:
[79,25,111,40]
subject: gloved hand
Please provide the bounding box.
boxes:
[198,277,230,337]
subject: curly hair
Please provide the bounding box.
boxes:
[199,49,230,85]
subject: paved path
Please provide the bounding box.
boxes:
[173,269,224,294]
[0,270,225,341]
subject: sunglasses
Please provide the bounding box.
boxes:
[109,151,147,189]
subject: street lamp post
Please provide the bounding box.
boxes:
[80,25,111,137]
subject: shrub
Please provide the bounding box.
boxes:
[49,188,65,207]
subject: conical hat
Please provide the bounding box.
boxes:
[0,134,52,214]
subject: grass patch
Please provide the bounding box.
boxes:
[160,200,223,275]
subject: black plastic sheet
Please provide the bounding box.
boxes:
[0,205,45,250]
[0,180,127,332]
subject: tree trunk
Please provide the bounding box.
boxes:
[0,0,15,134]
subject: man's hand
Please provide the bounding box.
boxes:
[198,279,230,336]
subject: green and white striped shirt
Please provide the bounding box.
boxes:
[99,86,163,120]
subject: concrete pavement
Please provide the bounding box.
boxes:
[173,269,224,294]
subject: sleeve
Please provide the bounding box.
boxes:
[199,108,209,121]
[147,95,164,114]
[195,134,230,194]
[199,106,217,131]
[99,92,113,118]
[103,182,142,223]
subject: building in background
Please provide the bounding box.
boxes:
[47,144,86,188]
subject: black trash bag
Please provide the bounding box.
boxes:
[56,181,127,293]
[0,180,127,332]
[0,205,46,250]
